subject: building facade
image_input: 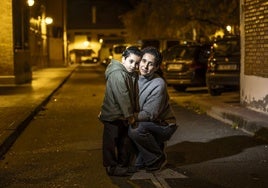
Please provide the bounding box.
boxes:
[240,0,268,114]
[0,0,31,84]
[0,0,66,84]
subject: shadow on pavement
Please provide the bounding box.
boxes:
[166,135,267,166]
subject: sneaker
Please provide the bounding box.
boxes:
[106,166,129,176]
[146,155,167,172]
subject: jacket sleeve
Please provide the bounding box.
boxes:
[108,71,134,118]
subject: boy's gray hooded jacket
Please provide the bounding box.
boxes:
[99,59,137,122]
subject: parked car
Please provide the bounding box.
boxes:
[206,36,240,96]
[99,45,112,66]
[81,55,99,64]
[70,49,98,64]
[110,44,128,61]
[110,43,141,61]
[161,44,212,91]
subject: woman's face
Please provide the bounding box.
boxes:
[139,53,159,77]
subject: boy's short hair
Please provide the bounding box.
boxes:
[122,46,143,59]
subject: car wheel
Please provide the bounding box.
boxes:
[208,86,221,96]
[173,85,187,92]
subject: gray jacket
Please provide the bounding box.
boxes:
[136,74,175,122]
[99,59,138,122]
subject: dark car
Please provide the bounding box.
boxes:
[161,44,212,91]
[206,36,240,96]
[70,49,98,64]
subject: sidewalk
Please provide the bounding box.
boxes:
[1,65,268,158]
[0,65,78,157]
[172,92,268,142]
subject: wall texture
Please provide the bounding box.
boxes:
[0,0,14,77]
[240,0,268,114]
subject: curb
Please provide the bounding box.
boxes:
[0,67,77,158]
[191,100,268,142]
[209,109,268,142]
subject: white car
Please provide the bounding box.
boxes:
[111,44,141,61]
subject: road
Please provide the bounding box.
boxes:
[0,64,267,188]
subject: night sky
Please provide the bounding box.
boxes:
[67,0,139,29]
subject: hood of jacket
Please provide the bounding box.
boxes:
[105,59,128,79]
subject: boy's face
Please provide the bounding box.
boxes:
[122,54,141,73]
[139,53,159,77]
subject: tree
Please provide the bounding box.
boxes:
[121,0,240,42]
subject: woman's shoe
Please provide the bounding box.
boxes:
[145,155,167,172]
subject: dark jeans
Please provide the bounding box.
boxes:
[102,120,136,167]
[128,121,177,166]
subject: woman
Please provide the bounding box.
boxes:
[129,46,178,171]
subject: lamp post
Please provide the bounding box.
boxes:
[28,1,53,68]
[40,5,54,67]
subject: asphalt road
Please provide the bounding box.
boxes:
[0,64,267,188]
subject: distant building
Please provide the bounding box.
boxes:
[66,0,135,63]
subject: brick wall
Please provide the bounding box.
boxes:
[244,0,268,77]
[0,0,14,76]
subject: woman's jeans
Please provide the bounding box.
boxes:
[128,121,177,167]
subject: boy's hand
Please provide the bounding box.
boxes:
[127,116,135,125]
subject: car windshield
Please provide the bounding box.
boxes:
[165,46,196,60]
[213,40,240,56]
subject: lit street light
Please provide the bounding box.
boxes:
[27,0,34,7]
[45,17,53,25]
[226,25,232,34]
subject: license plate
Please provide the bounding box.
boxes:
[217,64,237,70]
[167,64,182,71]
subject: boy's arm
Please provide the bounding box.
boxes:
[109,71,134,118]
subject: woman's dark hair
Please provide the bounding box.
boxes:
[141,46,162,66]
[122,46,143,59]
[141,46,164,77]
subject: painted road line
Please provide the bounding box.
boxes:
[131,168,188,188]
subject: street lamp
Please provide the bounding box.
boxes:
[226,25,232,34]
[83,41,90,48]
[45,17,53,25]
[27,0,34,7]
[27,2,53,68]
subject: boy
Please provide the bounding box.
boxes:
[99,46,142,176]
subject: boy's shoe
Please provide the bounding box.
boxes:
[135,164,146,171]
[146,155,167,172]
[118,164,138,174]
[127,166,139,173]
[106,166,129,176]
